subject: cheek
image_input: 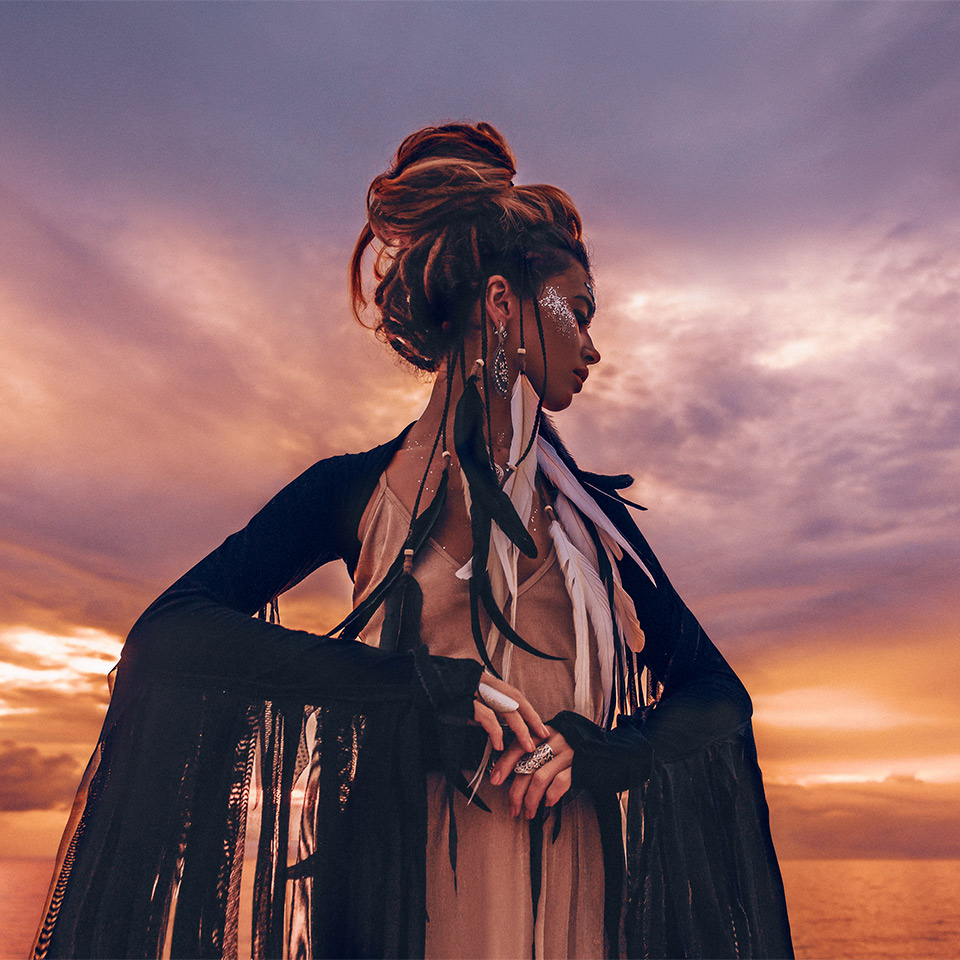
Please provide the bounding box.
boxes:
[538,286,579,341]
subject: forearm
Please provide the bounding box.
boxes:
[551,628,752,794]
[124,589,482,709]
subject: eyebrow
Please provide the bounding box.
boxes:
[573,293,596,318]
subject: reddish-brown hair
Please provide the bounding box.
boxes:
[350,122,590,371]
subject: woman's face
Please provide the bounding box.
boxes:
[519,259,600,411]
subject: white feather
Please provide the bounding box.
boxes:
[553,493,599,566]
[459,466,472,522]
[547,519,592,716]
[488,373,539,610]
[461,374,539,791]
[537,438,657,588]
[548,517,616,722]
[505,374,539,530]
[613,578,645,653]
[553,494,614,714]
[486,372,540,662]
[555,493,646,657]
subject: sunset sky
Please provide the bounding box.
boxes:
[1,1,959,862]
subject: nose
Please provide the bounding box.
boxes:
[582,331,600,365]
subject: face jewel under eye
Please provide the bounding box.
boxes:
[538,285,578,339]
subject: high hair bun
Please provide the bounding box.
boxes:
[367,122,517,247]
[350,121,589,371]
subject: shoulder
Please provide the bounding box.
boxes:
[270,427,410,570]
[282,426,411,498]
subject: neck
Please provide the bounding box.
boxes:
[410,356,514,463]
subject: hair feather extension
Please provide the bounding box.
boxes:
[546,515,608,719]
[537,437,657,588]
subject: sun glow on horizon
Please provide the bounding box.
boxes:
[752,686,933,732]
[0,627,122,702]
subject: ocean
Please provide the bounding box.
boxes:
[2,859,958,958]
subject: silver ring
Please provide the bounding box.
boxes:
[513,742,554,775]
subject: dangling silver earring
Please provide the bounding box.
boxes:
[493,323,509,397]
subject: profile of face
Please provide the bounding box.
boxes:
[486,258,600,412]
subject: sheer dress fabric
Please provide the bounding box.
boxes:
[354,474,605,959]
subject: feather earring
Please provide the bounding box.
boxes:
[487,371,540,645]
[454,366,535,558]
[454,360,567,673]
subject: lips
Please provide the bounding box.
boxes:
[574,368,589,387]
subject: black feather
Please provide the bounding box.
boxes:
[379,571,424,653]
[476,575,566,662]
[334,469,448,640]
[454,377,537,558]
[448,787,458,885]
[468,567,500,678]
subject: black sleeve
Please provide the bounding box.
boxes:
[117,449,480,710]
[549,502,793,958]
[548,499,753,793]
[551,607,751,793]
[41,447,483,960]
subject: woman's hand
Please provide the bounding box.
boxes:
[472,673,549,753]
[489,728,574,818]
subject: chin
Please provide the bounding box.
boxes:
[542,393,574,412]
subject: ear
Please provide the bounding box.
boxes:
[484,274,520,326]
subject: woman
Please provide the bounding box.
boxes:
[34,122,792,959]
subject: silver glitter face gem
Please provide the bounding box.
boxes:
[538,285,578,339]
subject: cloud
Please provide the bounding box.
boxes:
[1,3,958,862]
[766,777,960,859]
[561,222,960,650]
[2,4,958,243]
[0,185,430,631]
[0,741,80,812]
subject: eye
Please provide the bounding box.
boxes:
[574,310,591,329]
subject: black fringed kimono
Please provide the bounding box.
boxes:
[33,430,793,959]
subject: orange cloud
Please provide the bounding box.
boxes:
[2,27,960,873]
[767,778,960,859]
[0,741,80,812]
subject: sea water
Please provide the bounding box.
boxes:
[3,859,959,958]
[780,860,960,959]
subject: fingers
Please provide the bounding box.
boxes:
[519,701,550,742]
[505,732,573,818]
[472,700,504,752]
[501,708,537,754]
[544,768,572,808]
[489,738,529,786]
[479,674,549,741]
[508,751,573,819]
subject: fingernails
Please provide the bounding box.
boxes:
[490,769,502,785]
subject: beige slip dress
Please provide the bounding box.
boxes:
[353,473,606,960]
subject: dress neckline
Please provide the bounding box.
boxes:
[377,474,557,595]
